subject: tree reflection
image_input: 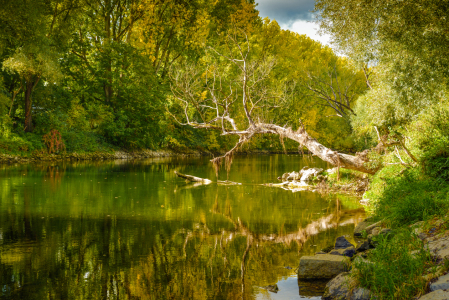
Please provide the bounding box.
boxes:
[0,161,364,299]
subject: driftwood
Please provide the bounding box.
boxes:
[174,171,241,185]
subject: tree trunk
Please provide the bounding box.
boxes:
[24,79,34,133]
[259,123,376,174]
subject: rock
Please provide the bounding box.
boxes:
[330,246,356,258]
[422,265,445,282]
[425,236,449,259]
[329,249,345,256]
[322,272,355,300]
[343,246,356,258]
[298,254,349,279]
[418,232,429,240]
[335,236,354,249]
[350,287,372,300]
[411,221,425,234]
[355,240,371,252]
[371,227,381,236]
[364,221,383,235]
[354,219,375,237]
[322,272,372,300]
[430,273,449,291]
[299,167,324,181]
[418,289,449,300]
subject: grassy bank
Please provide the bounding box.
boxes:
[326,162,449,299]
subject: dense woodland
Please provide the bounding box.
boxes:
[0,0,368,155]
[0,0,448,178]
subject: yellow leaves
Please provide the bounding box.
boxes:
[201,65,216,79]
[229,0,259,35]
[200,91,208,101]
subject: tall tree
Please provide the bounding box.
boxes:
[0,0,77,132]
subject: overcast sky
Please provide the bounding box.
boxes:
[255,0,331,46]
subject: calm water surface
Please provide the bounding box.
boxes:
[0,155,364,299]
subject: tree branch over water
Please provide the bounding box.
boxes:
[169,28,378,175]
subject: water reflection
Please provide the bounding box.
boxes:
[0,155,364,299]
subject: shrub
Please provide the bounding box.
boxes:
[42,129,66,154]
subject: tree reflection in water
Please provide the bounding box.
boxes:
[0,158,364,299]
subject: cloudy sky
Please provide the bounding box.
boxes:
[255,0,331,46]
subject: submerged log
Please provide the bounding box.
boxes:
[174,171,241,185]
[174,171,213,184]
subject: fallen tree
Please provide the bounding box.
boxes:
[169,29,378,175]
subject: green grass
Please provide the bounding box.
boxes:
[364,165,449,228]
[354,230,432,300]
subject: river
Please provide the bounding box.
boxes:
[0,155,364,299]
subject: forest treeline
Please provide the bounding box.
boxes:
[0,0,368,155]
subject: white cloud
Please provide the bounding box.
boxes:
[281,20,331,47]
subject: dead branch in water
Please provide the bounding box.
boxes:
[174,171,241,185]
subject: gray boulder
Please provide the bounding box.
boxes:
[335,236,354,249]
[371,227,381,236]
[322,273,372,300]
[364,221,383,235]
[298,254,349,280]
[350,287,372,300]
[430,273,449,291]
[322,272,355,300]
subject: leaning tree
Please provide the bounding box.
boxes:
[169,30,378,175]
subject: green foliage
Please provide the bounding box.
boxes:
[354,229,431,300]
[63,130,111,153]
[407,100,449,181]
[0,131,44,155]
[365,165,449,227]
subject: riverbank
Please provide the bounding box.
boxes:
[0,149,203,164]
[314,163,449,300]
[317,215,449,300]
[0,149,311,164]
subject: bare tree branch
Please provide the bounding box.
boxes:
[168,30,379,175]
